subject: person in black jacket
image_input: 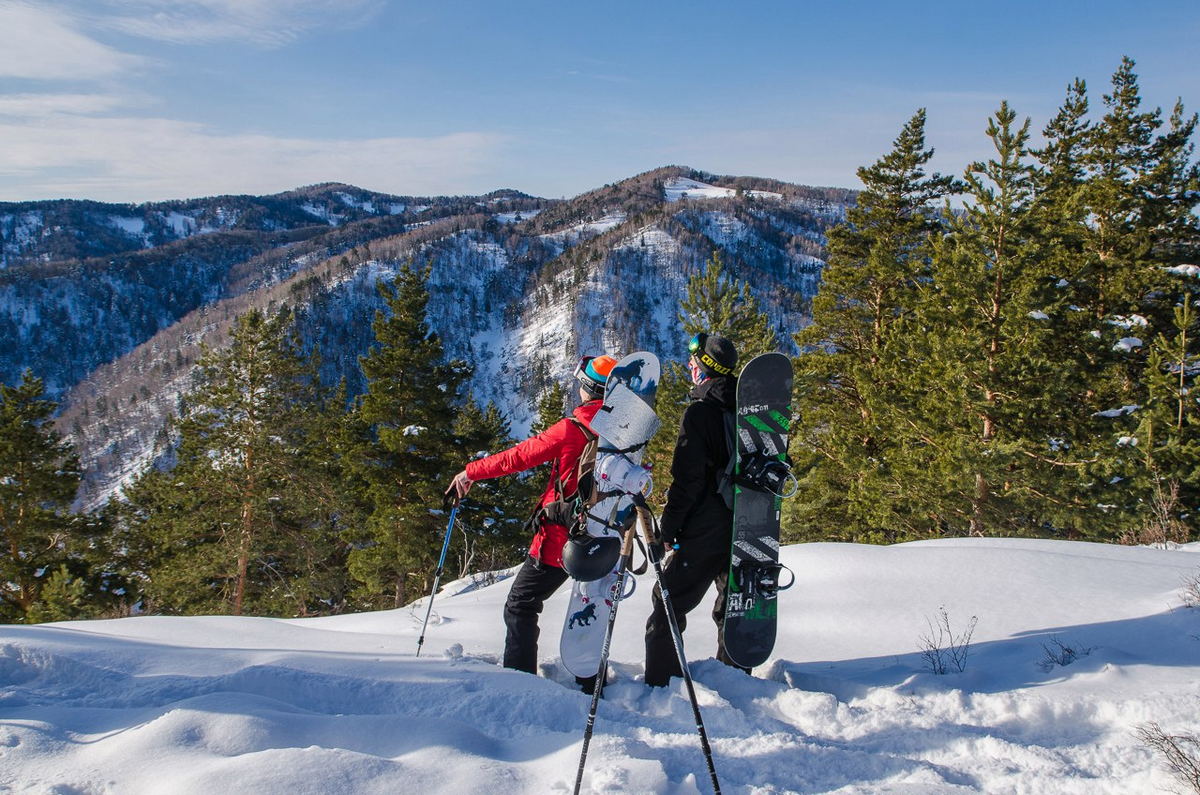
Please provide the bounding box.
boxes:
[644,332,746,687]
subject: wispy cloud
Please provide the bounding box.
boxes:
[0,1,141,80]
[0,0,463,202]
[83,0,385,47]
[0,93,132,117]
[0,114,506,201]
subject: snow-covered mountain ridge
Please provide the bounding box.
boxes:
[0,183,539,269]
[4,166,852,509]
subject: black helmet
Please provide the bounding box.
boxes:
[562,533,620,581]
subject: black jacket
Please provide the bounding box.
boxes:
[659,375,736,553]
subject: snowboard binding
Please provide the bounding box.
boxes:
[735,452,799,498]
[733,561,795,600]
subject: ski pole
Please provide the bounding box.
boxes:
[573,522,637,795]
[639,498,722,795]
[416,497,459,657]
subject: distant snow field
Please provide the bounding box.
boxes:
[663,176,783,203]
[540,211,627,244]
[493,208,545,224]
[1,539,1198,793]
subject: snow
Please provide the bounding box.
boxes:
[1166,265,1200,278]
[108,215,147,240]
[1114,337,1143,353]
[663,177,782,203]
[1029,310,1050,320]
[1108,315,1149,330]
[1094,404,1140,418]
[693,211,752,246]
[300,203,342,225]
[2,538,1197,793]
[0,212,46,267]
[336,192,374,213]
[493,209,544,224]
[164,211,198,237]
[540,211,627,245]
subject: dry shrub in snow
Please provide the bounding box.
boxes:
[919,606,978,675]
[1182,569,1200,611]
[1120,481,1190,548]
[1137,722,1200,794]
[1038,636,1094,672]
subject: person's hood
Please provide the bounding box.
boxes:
[689,375,736,410]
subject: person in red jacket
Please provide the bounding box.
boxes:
[447,354,617,681]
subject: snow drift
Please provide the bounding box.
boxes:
[1,539,1198,793]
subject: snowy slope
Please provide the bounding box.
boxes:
[2,539,1198,793]
[663,177,782,203]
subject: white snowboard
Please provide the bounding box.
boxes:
[559,351,660,679]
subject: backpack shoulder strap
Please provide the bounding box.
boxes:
[551,417,598,503]
[566,417,597,442]
[716,410,737,509]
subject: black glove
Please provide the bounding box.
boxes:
[648,530,678,563]
[647,539,665,562]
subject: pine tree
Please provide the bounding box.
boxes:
[1068,59,1200,537]
[452,398,534,574]
[644,250,777,495]
[272,377,359,614]
[898,102,1068,536]
[0,370,83,621]
[124,308,344,616]
[1092,292,1200,542]
[1026,78,1107,522]
[679,250,778,358]
[350,265,470,608]
[531,380,568,435]
[789,110,957,542]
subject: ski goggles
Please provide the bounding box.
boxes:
[687,333,734,376]
[574,356,606,395]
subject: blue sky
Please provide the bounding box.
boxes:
[1,0,1197,203]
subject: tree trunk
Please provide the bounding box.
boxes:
[234,446,254,616]
[234,499,251,616]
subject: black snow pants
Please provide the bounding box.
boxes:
[503,555,597,692]
[503,555,568,673]
[643,544,748,687]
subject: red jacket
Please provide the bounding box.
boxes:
[465,400,601,568]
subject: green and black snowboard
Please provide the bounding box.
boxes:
[721,352,794,670]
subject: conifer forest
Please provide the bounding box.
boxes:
[3,59,1198,623]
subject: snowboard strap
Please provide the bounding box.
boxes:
[597,442,648,455]
[630,532,649,576]
[732,561,795,599]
